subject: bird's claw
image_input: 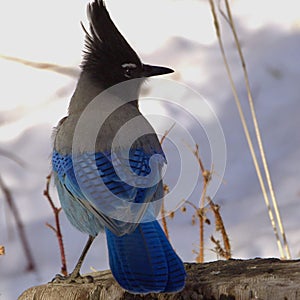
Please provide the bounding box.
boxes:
[51,273,94,284]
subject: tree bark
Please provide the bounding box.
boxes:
[18,258,300,300]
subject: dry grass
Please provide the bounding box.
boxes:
[208,0,290,259]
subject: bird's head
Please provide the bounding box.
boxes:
[81,0,173,89]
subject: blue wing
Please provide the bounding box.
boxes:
[52,148,166,236]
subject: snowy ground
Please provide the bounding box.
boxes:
[1,0,300,299]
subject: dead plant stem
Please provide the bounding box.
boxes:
[208,0,286,258]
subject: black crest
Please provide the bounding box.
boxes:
[81,0,142,85]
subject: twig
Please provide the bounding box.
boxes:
[160,123,176,145]
[0,174,35,271]
[210,236,229,259]
[44,173,68,276]
[184,200,210,263]
[159,124,175,240]
[0,149,26,168]
[208,197,231,259]
[160,185,170,241]
[189,144,212,263]
[0,54,79,78]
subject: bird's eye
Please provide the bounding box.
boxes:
[122,63,137,78]
[124,67,132,78]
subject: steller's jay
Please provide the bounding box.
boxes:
[52,0,186,293]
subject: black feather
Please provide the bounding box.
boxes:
[81,0,142,86]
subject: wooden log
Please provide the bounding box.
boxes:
[18,258,300,300]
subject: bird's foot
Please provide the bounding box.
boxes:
[51,273,94,284]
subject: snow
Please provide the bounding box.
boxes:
[1,0,300,299]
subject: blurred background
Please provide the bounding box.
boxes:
[1,0,300,299]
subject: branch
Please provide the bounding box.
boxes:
[19,259,300,299]
[0,174,35,271]
[44,173,68,276]
[0,54,79,78]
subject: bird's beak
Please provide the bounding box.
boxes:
[142,64,174,77]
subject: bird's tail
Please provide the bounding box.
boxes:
[105,220,186,294]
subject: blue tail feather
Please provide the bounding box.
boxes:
[105,220,186,293]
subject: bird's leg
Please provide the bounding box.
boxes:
[52,235,96,284]
[67,235,95,282]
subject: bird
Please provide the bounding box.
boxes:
[51,0,186,294]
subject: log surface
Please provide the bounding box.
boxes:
[18,258,300,300]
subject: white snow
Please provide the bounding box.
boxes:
[1,0,300,299]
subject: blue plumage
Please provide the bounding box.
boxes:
[51,0,185,294]
[106,221,186,293]
[52,149,186,292]
[52,149,165,236]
